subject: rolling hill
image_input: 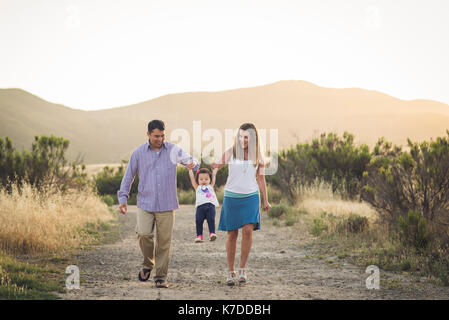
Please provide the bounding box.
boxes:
[1,80,448,164]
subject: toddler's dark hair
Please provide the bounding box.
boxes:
[195,168,212,184]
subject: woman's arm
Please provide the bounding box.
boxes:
[188,169,198,190]
[211,147,232,171]
[256,160,271,211]
[211,168,218,187]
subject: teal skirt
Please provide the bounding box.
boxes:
[218,193,260,231]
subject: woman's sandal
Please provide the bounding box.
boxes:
[155,279,169,288]
[238,268,247,284]
[138,268,151,282]
[226,271,236,286]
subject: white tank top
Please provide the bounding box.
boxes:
[224,155,259,194]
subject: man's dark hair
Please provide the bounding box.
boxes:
[148,120,165,134]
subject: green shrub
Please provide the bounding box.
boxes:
[362,131,449,229]
[0,135,88,193]
[284,214,298,226]
[127,193,137,205]
[176,166,191,191]
[399,210,429,251]
[267,203,289,219]
[268,131,371,203]
[94,163,136,195]
[399,260,411,271]
[311,218,328,236]
[100,195,115,207]
[178,189,195,205]
[266,184,284,204]
[337,214,369,234]
[430,257,449,286]
[215,187,224,204]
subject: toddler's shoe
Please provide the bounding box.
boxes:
[209,233,217,241]
[195,235,204,243]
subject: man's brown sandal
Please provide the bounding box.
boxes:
[155,279,169,288]
[138,268,151,282]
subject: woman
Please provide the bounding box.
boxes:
[211,123,271,286]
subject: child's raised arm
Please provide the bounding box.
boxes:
[188,169,198,190]
[211,167,218,187]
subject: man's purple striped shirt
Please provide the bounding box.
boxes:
[117,140,200,212]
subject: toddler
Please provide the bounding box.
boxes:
[188,167,219,242]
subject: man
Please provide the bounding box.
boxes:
[117,120,199,288]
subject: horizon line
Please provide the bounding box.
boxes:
[1,79,449,112]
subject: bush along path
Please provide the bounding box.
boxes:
[58,205,449,300]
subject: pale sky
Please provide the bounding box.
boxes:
[1,0,448,110]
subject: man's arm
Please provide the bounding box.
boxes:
[117,151,138,214]
[174,145,200,171]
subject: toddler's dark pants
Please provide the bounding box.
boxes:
[195,203,216,236]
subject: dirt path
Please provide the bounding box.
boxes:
[59,205,449,300]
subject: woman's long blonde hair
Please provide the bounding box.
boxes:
[232,123,262,167]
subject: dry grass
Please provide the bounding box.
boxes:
[270,180,449,286]
[0,183,114,255]
[296,179,379,222]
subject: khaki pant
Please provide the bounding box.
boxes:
[136,207,175,281]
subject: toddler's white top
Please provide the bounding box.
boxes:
[195,184,220,208]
